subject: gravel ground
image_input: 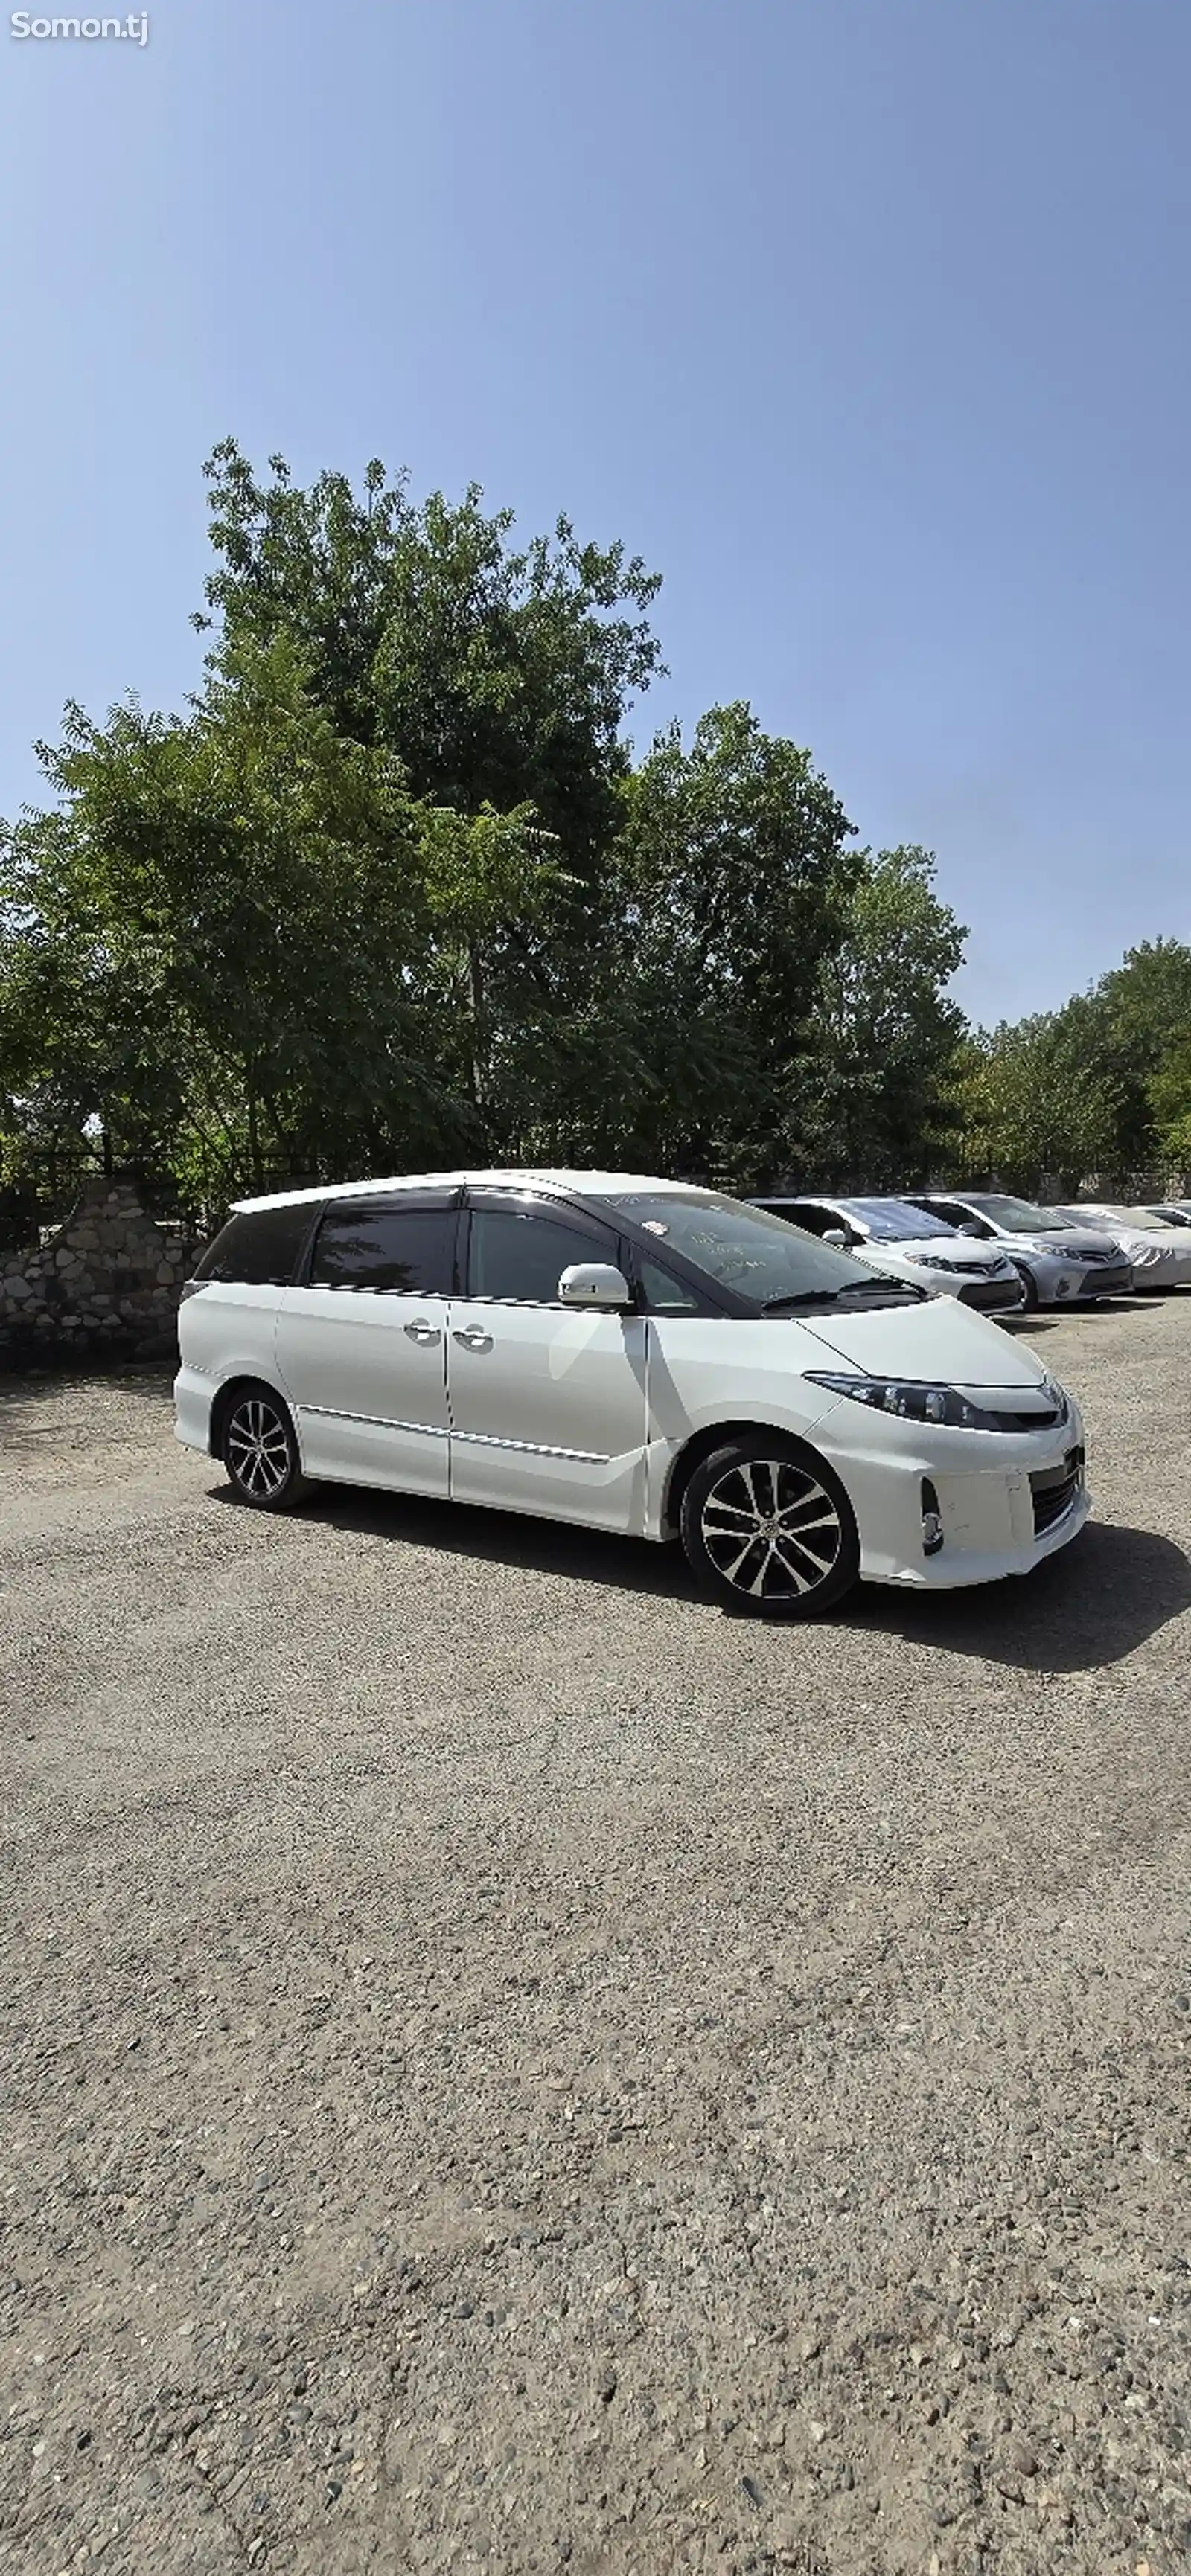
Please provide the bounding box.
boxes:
[2,1298,1190,2576]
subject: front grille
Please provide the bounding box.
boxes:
[949,1259,1002,1277]
[990,1400,1067,1432]
[1032,1446,1085,1535]
[960,1279,1023,1312]
[1079,1266,1131,1295]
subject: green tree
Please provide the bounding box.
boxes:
[1093,938,1191,1170]
[798,845,966,1185]
[1147,1031,1191,1169]
[196,440,663,874]
[1,638,537,1203]
[4,438,991,1211]
[953,1010,1123,1194]
[605,703,860,1181]
[957,940,1191,1188]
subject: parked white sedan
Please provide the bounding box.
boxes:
[751,1194,1025,1316]
[1050,1205,1191,1289]
[175,1169,1089,1620]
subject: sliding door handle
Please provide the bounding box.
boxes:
[453,1326,494,1353]
[403,1319,441,1346]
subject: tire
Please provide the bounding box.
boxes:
[1012,1262,1041,1311]
[680,1434,860,1619]
[220,1384,311,1513]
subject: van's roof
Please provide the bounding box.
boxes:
[232,1169,703,1214]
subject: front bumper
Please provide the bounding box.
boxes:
[1021,1255,1128,1306]
[1134,1255,1191,1289]
[816,1394,1090,1591]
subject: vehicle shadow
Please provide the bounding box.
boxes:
[1000,1298,1158,1334]
[214,1481,695,1604]
[214,1486,1190,1673]
[848,1518,1191,1672]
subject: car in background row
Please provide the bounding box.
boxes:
[750,1195,1026,1316]
[903,1192,1133,1310]
[1140,1202,1191,1231]
[1049,1205,1191,1289]
[174,1168,1090,1619]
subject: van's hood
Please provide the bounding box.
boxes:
[796,1298,1048,1388]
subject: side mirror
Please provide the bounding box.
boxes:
[558,1261,633,1310]
[823,1228,850,1250]
[958,1222,984,1238]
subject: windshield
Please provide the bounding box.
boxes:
[592,1188,911,1309]
[968,1194,1076,1234]
[1056,1205,1151,1231]
[840,1197,959,1242]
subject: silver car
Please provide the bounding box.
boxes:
[905,1192,1134,1310]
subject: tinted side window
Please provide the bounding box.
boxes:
[193,1202,318,1286]
[467,1208,608,1304]
[310,1205,456,1293]
[785,1203,832,1237]
[637,1257,702,1314]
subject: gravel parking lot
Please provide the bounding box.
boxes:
[3,1298,1190,2576]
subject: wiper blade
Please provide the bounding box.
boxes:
[761,1289,854,1313]
[762,1281,925,1314]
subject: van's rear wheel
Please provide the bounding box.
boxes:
[222,1388,310,1512]
[680,1435,859,1618]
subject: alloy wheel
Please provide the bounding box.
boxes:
[226,1396,293,1502]
[699,1455,844,1603]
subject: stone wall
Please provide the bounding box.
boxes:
[0,1179,205,1371]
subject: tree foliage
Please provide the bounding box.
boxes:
[798,847,966,1186]
[33,435,1191,1228]
[196,440,663,874]
[953,1012,1124,1195]
[951,939,1191,1191]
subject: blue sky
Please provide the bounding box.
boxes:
[1,0,1188,1026]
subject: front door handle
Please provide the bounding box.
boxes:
[403,1319,441,1346]
[453,1326,494,1353]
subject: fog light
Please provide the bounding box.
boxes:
[1056,1278,1071,1298]
[922,1477,944,1556]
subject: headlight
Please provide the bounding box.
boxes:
[805,1372,997,1429]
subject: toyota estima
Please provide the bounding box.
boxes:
[175,1172,1090,1619]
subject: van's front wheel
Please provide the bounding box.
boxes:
[680,1435,859,1618]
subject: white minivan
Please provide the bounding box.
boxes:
[175,1170,1090,1619]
